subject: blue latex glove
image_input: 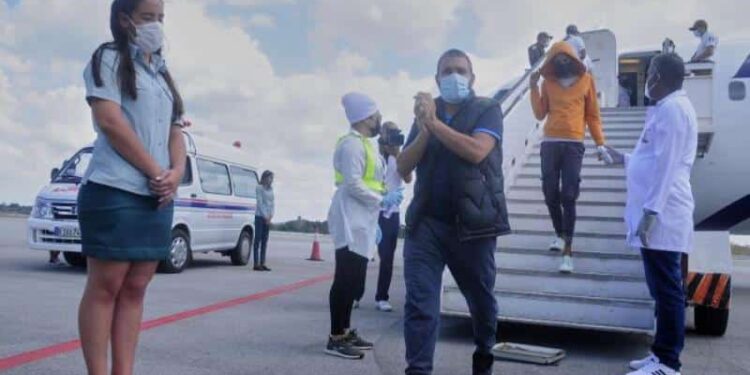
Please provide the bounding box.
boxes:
[376,226,383,245]
[381,188,404,209]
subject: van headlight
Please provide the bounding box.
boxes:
[32,199,53,219]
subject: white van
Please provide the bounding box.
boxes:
[27,131,259,273]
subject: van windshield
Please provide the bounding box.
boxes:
[53,148,92,184]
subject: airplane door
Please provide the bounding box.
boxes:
[582,30,618,108]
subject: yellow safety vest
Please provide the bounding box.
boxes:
[334,134,386,194]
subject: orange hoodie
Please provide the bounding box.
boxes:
[530,41,605,145]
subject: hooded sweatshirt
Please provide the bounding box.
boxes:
[530,42,605,145]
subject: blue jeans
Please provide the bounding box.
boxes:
[404,218,497,375]
[253,216,270,266]
[641,248,685,371]
[376,212,400,302]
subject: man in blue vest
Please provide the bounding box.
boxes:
[397,49,510,375]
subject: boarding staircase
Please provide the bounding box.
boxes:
[441,70,656,334]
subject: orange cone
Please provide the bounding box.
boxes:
[307,230,323,261]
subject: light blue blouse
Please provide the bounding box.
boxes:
[82,45,175,196]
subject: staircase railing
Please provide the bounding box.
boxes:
[493,61,546,191]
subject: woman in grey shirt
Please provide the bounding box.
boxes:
[77,1,187,373]
[254,170,275,271]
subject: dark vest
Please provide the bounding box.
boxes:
[405,96,511,241]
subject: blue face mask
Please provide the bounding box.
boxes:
[439,73,471,104]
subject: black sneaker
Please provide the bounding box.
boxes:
[346,329,373,351]
[325,337,364,360]
[261,265,271,271]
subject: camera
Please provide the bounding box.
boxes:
[379,127,405,147]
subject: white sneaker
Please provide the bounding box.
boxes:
[376,300,393,312]
[559,255,574,273]
[629,353,659,370]
[549,237,565,251]
[626,362,680,375]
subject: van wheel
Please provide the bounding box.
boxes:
[230,231,252,266]
[63,252,87,268]
[159,229,191,274]
[695,305,729,336]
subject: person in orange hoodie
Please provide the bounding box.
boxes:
[530,41,611,273]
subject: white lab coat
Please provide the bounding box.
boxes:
[624,90,698,253]
[327,130,384,259]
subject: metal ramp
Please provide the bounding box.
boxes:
[442,103,656,334]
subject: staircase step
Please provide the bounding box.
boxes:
[442,288,655,333]
[524,161,627,170]
[507,189,627,204]
[513,177,626,190]
[492,268,649,300]
[533,140,638,149]
[602,123,645,130]
[601,107,648,114]
[520,166,626,178]
[497,247,643,277]
[507,201,625,219]
[509,216,626,236]
[598,127,644,134]
[499,231,631,254]
[525,158,622,167]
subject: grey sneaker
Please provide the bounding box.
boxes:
[346,329,373,350]
[325,337,364,360]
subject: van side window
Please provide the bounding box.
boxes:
[180,157,193,186]
[197,158,232,195]
[230,166,259,198]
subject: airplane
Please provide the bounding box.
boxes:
[441,29,749,338]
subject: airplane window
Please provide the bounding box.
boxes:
[729,81,746,101]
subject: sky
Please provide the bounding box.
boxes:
[1,0,749,223]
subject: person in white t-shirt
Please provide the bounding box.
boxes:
[689,19,718,62]
[564,24,594,72]
[374,122,412,312]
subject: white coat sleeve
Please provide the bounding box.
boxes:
[642,105,688,214]
[339,138,383,209]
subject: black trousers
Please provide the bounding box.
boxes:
[329,247,368,336]
[376,212,400,302]
[540,141,585,245]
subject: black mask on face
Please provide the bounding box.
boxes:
[554,60,575,78]
[371,121,381,138]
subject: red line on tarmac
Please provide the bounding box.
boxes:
[0,273,333,372]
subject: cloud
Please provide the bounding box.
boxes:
[0,0,432,221]
[209,0,295,7]
[247,13,276,28]
[2,0,749,221]
[309,0,463,60]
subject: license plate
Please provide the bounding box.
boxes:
[55,226,81,239]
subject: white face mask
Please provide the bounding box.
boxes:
[132,21,164,54]
[693,30,702,38]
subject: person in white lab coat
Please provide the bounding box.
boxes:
[325,92,403,360]
[603,53,697,375]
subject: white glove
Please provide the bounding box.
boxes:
[636,210,658,248]
[597,145,614,165]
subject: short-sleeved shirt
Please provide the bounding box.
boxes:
[82,44,175,196]
[528,43,546,67]
[405,97,503,223]
[693,31,718,61]
[529,43,545,67]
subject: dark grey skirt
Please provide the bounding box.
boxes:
[78,182,174,261]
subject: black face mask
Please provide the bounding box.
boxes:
[371,122,381,138]
[554,60,575,78]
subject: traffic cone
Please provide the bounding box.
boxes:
[307,230,323,261]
